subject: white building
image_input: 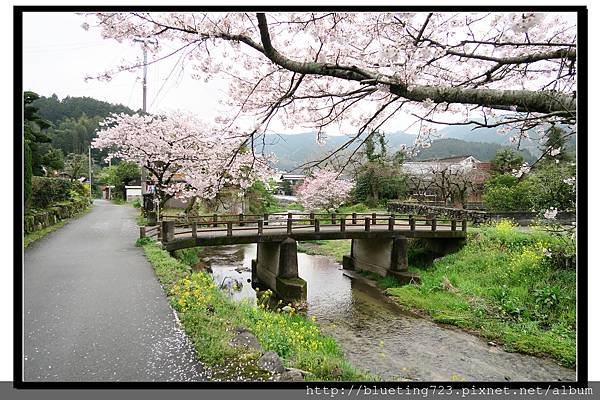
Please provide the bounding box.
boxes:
[125,185,142,202]
[402,155,481,176]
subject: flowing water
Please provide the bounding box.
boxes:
[197,244,575,382]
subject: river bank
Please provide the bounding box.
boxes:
[294,222,576,370]
[139,239,372,381]
[196,243,574,381]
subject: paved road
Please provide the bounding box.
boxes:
[24,200,206,382]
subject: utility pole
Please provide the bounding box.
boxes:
[88,146,92,202]
[133,37,151,195]
[108,157,112,200]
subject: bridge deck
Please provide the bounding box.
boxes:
[161,221,466,251]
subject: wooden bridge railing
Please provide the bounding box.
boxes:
[139,224,161,240]
[141,212,468,242]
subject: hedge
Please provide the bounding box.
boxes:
[30,177,86,209]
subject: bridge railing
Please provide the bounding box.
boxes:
[143,212,467,244]
[139,224,161,240]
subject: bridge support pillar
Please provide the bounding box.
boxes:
[343,237,420,284]
[254,238,307,302]
[161,220,175,244]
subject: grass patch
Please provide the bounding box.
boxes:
[297,240,351,263]
[136,213,148,226]
[141,241,373,381]
[357,271,401,289]
[386,221,576,368]
[161,208,186,218]
[24,207,91,248]
[174,247,204,268]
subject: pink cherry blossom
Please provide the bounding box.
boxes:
[296,169,354,211]
[83,12,576,154]
[92,112,274,206]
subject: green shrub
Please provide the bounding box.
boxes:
[483,178,533,211]
[174,247,203,267]
[132,198,141,208]
[30,177,87,209]
[24,143,33,208]
[135,237,154,247]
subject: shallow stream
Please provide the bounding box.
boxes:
[197,244,575,382]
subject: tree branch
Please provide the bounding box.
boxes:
[254,13,575,115]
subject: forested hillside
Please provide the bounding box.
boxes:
[31,94,137,161]
[33,94,136,125]
[25,93,137,179]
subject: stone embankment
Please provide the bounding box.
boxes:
[24,199,90,234]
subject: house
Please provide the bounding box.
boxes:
[276,173,306,195]
[402,155,490,206]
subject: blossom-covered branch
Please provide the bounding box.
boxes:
[85,11,577,165]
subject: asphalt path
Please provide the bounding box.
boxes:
[23,200,206,382]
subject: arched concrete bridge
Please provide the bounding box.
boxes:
[141,212,467,301]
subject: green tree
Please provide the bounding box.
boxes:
[483,175,533,211]
[39,146,65,174]
[483,162,576,212]
[97,161,140,199]
[246,180,278,214]
[491,149,524,175]
[281,179,293,196]
[63,153,88,181]
[527,162,576,211]
[354,132,406,206]
[24,91,52,207]
[47,114,112,162]
[543,126,573,162]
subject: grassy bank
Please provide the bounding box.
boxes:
[297,240,351,263]
[24,207,91,248]
[139,239,373,381]
[388,221,576,368]
[295,222,576,368]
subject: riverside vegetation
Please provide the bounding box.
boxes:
[296,220,576,368]
[24,176,91,248]
[138,238,373,381]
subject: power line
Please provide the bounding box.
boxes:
[149,51,185,111]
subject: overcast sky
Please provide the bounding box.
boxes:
[23,12,232,124]
[22,11,431,135]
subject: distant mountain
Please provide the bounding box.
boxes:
[412,138,535,163]
[260,129,542,170]
[438,124,512,144]
[437,123,576,157]
[259,131,417,171]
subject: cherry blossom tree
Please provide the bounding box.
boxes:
[92,112,273,210]
[84,11,577,169]
[296,169,354,211]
